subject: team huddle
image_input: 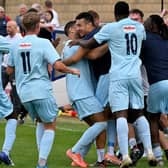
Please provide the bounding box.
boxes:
[0,1,168,168]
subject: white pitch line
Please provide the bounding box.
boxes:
[20,122,84,133]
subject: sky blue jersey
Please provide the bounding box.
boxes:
[0,36,13,117]
[62,40,94,102]
[0,35,11,88]
[8,35,60,103]
[94,18,146,81]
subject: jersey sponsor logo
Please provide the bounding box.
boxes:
[123,25,136,33]
[19,43,32,49]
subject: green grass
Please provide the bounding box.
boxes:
[0,116,168,168]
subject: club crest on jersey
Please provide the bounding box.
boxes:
[123,25,136,33]
[19,43,32,49]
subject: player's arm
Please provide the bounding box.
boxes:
[6,66,14,75]
[160,9,168,18]
[63,42,108,66]
[63,47,90,66]
[69,37,98,49]
[87,43,108,60]
[53,60,80,77]
[0,36,11,54]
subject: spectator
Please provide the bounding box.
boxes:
[44,0,60,28]
[15,4,27,35]
[0,6,11,36]
[88,10,100,27]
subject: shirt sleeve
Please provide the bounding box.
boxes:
[7,46,15,67]
[141,24,146,40]
[0,36,11,54]
[43,40,61,65]
[94,24,111,44]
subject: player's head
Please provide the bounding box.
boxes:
[144,14,168,40]
[45,0,53,8]
[22,12,40,34]
[114,1,129,21]
[88,10,100,27]
[75,12,95,37]
[129,9,144,23]
[7,20,18,36]
[64,20,80,39]
[64,20,76,36]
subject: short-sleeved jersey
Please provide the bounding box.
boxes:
[0,36,13,117]
[94,18,146,81]
[142,32,168,85]
[62,40,94,102]
[8,35,60,103]
[0,35,11,86]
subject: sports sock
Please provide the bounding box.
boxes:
[107,120,116,155]
[152,144,163,160]
[134,116,152,151]
[129,138,137,149]
[39,130,55,166]
[72,122,107,153]
[116,117,128,157]
[97,148,105,162]
[80,143,92,158]
[2,119,17,156]
[36,122,45,151]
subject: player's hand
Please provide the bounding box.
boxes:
[68,40,80,47]
[71,69,80,77]
[52,37,61,48]
[161,9,168,17]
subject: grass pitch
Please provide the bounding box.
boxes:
[0,116,168,168]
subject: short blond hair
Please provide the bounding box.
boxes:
[0,6,5,12]
[22,12,40,32]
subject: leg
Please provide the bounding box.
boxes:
[115,110,132,168]
[89,111,108,166]
[159,130,168,162]
[160,114,168,135]
[105,119,121,166]
[128,123,143,166]
[147,112,161,166]
[67,112,107,168]
[36,118,45,151]
[38,120,56,167]
[0,111,18,166]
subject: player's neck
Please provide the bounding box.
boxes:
[115,15,128,21]
[26,32,37,35]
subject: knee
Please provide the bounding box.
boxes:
[95,121,107,130]
[5,111,18,120]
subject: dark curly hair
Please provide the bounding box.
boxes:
[144,14,168,40]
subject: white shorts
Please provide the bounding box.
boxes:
[0,90,13,119]
[73,96,104,120]
[95,74,109,107]
[109,78,144,112]
[147,80,168,114]
[23,94,58,123]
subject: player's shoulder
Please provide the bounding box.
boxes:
[36,36,51,43]
[63,40,79,53]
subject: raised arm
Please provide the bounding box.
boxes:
[69,37,98,49]
[87,43,108,60]
[53,60,80,77]
[63,42,108,66]
[63,47,90,66]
